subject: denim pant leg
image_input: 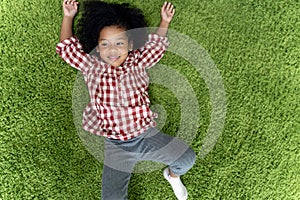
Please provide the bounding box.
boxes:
[102,138,138,200]
[101,165,132,200]
[138,128,196,175]
[101,128,196,200]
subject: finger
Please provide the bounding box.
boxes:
[65,0,75,5]
[171,8,175,15]
[70,0,76,5]
[162,1,167,11]
[165,2,169,10]
[74,1,78,10]
[169,6,174,14]
[170,4,175,12]
[167,2,172,11]
[171,4,175,11]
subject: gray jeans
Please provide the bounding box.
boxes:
[101,127,196,200]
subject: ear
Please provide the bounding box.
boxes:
[129,40,133,51]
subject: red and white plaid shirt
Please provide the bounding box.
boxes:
[56,34,169,140]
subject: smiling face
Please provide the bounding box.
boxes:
[97,25,132,67]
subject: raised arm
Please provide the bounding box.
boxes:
[155,2,175,37]
[56,0,93,73]
[59,0,79,41]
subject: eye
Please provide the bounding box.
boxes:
[99,40,110,48]
[116,42,125,46]
[100,42,109,47]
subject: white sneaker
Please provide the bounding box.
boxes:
[163,168,188,200]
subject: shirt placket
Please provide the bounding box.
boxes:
[116,70,124,106]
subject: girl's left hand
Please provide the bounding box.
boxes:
[161,2,175,23]
[63,0,79,18]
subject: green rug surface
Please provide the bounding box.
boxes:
[1,0,299,199]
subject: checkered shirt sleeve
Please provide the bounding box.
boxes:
[56,36,92,73]
[138,33,169,69]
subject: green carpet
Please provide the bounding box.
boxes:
[1,0,299,199]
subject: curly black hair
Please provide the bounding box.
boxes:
[77,1,148,53]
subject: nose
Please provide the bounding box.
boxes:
[108,45,117,52]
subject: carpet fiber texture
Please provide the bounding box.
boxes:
[0,0,299,199]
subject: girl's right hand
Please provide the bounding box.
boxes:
[63,0,79,18]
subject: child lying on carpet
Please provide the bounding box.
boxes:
[56,1,195,199]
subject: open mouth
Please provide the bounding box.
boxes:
[108,56,120,62]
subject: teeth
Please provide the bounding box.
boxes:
[109,56,119,60]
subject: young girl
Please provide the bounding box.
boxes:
[56,1,196,199]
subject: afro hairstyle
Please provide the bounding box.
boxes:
[77,1,149,54]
